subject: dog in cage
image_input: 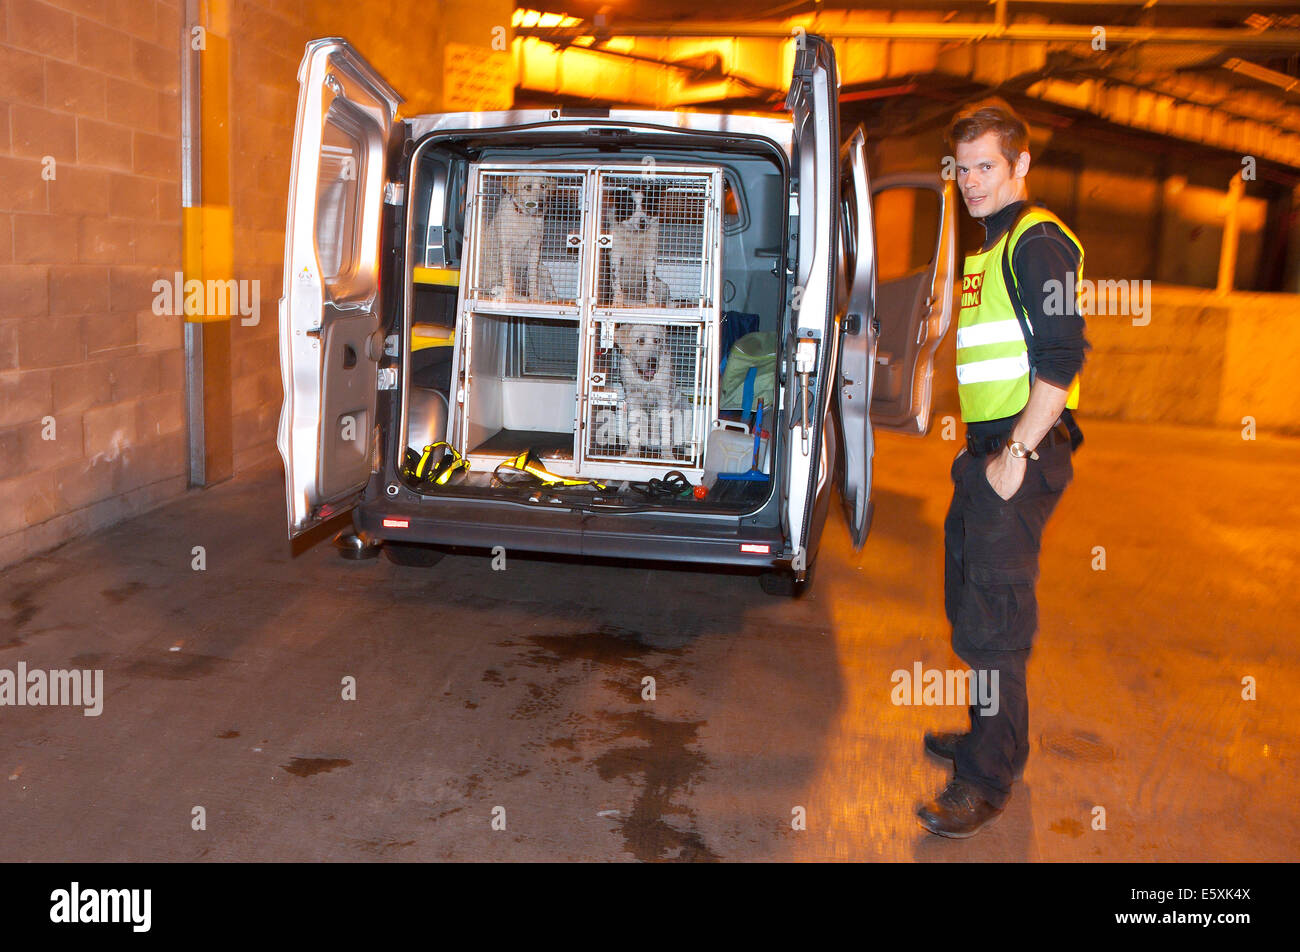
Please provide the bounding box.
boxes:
[613,322,688,458]
[607,182,671,308]
[481,174,557,302]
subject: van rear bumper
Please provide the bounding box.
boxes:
[354,497,785,568]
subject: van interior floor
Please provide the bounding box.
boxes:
[473,429,573,458]
[428,467,773,513]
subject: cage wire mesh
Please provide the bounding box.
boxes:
[586,319,706,466]
[471,170,585,306]
[509,317,580,378]
[597,172,712,310]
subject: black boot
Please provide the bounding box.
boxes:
[916,779,1004,838]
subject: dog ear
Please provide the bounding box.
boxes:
[612,323,631,353]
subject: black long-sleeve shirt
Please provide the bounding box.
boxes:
[966,199,1090,438]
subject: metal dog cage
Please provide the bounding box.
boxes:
[595,171,715,311]
[584,317,707,468]
[445,162,723,482]
[466,170,586,309]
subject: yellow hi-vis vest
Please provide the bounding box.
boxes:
[956,206,1083,422]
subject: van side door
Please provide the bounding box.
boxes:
[868,173,956,434]
[277,38,403,537]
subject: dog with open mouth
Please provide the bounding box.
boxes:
[481,174,557,302]
[613,322,685,458]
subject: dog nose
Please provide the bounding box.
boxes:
[647,357,657,374]
[637,220,647,231]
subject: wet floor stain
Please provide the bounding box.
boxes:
[100,581,147,605]
[8,591,38,630]
[281,757,352,777]
[122,652,239,681]
[593,710,718,863]
[1050,817,1086,837]
[216,730,240,739]
[518,624,684,668]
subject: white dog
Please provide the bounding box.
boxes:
[608,183,670,308]
[481,174,556,302]
[614,323,684,458]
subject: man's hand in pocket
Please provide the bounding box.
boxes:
[984,448,1027,500]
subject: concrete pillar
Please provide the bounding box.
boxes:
[1216,171,1244,296]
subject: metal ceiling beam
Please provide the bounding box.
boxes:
[517,22,1300,50]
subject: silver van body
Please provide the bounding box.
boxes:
[277,36,955,590]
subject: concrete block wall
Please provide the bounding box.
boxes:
[227,0,310,473]
[1,0,185,570]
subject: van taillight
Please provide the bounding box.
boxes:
[382,518,409,528]
[740,543,770,554]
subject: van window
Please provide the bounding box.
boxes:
[874,185,941,283]
[315,119,364,283]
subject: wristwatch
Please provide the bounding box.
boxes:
[1007,440,1039,460]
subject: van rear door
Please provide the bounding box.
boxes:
[781,35,839,576]
[835,168,954,548]
[277,39,402,537]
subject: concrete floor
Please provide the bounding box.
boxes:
[1,418,1296,861]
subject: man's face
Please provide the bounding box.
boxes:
[954,132,1028,218]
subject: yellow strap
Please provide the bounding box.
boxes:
[503,451,606,490]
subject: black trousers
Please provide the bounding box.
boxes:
[942,437,1073,807]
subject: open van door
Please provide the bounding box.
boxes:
[277,39,402,537]
[781,35,839,578]
[867,173,956,434]
[835,124,876,548]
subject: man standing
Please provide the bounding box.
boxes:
[917,99,1088,838]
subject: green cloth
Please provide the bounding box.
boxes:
[720,332,777,412]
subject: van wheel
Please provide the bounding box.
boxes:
[759,562,816,597]
[383,542,446,567]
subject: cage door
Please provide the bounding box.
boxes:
[466,169,587,309]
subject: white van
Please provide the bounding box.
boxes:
[277,35,955,594]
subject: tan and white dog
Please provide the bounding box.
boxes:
[613,322,683,458]
[481,175,556,302]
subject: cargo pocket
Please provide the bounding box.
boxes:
[955,560,1039,651]
[956,579,1038,651]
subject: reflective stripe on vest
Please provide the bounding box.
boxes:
[956,206,1083,422]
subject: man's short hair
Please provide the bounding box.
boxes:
[946,98,1030,169]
